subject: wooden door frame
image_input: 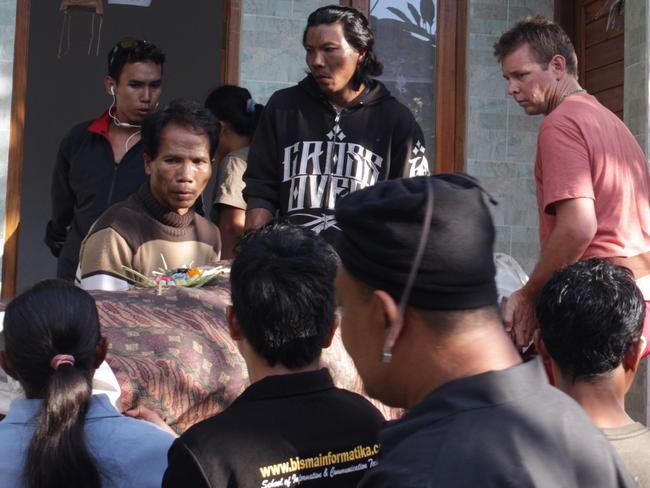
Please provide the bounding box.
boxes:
[435,0,467,173]
[223,0,242,85]
[554,0,576,43]
[2,0,30,299]
[2,0,467,298]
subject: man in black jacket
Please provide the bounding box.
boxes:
[334,174,636,487]
[243,6,429,243]
[162,223,384,488]
[45,37,164,280]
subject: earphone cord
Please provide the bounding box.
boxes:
[108,90,142,152]
[108,92,142,129]
[381,178,435,360]
[124,130,141,153]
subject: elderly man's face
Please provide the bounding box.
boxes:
[335,265,388,402]
[501,43,558,116]
[145,123,212,215]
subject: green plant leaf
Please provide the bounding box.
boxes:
[387,6,416,26]
[420,0,436,26]
[407,2,422,26]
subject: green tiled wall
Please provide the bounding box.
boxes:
[465,0,553,273]
[240,0,331,103]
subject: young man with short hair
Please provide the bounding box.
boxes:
[46,38,165,281]
[536,258,650,486]
[162,223,384,488]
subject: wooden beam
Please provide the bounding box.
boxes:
[223,0,241,85]
[2,0,30,300]
[574,0,586,85]
[454,0,467,172]
[554,0,576,43]
[435,0,467,173]
[348,0,370,17]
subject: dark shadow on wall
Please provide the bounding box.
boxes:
[17,0,224,292]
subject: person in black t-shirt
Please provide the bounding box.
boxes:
[162,223,384,488]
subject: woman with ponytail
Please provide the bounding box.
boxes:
[0,280,174,487]
[205,85,264,258]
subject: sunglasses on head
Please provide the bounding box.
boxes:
[108,38,152,66]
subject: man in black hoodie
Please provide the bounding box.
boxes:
[243,5,429,243]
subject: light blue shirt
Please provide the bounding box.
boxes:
[0,394,174,488]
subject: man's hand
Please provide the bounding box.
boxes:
[503,288,538,350]
[244,208,273,232]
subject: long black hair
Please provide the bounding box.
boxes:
[4,279,102,488]
[303,5,383,90]
[204,85,264,138]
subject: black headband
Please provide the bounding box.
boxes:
[334,174,498,310]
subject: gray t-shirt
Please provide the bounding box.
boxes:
[360,359,636,487]
[603,422,650,487]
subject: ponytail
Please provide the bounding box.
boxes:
[26,363,100,488]
[205,85,265,138]
[3,280,103,488]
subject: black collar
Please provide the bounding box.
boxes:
[233,368,335,405]
[381,358,547,450]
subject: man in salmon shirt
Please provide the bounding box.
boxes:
[494,16,650,353]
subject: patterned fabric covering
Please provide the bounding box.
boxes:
[91,274,396,433]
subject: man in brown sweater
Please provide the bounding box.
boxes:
[79,99,221,291]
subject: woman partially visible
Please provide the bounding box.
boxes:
[204,85,264,259]
[0,280,174,488]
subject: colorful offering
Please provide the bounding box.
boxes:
[119,264,229,295]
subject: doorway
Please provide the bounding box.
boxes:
[14,0,225,293]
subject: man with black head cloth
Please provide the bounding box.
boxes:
[333,174,635,487]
